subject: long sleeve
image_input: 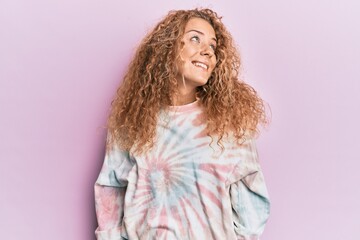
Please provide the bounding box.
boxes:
[94,144,134,240]
[228,139,270,240]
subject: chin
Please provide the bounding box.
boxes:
[182,75,210,88]
[193,78,210,87]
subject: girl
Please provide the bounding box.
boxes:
[94,8,270,240]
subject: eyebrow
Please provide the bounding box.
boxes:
[185,29,217,43]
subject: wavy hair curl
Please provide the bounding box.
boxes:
[107,8,267,153]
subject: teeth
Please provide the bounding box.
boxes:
[193,61,208,70]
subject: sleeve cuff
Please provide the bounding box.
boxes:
[237,235,260,240]
[95,226,127,240]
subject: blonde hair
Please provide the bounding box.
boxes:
[107,8,267,153]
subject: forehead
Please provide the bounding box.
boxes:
[184,18,216,38]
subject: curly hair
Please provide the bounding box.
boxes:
[107,8,267,153]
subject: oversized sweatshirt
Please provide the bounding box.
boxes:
[94,100,270,240]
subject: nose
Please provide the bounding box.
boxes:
[200,44,214,58]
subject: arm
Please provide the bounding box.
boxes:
[228,139,270,240]
[94,144,134,240]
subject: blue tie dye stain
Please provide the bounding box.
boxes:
[108,170,121,187]
[147,162,200,206]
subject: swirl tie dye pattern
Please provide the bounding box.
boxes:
[95,100,270,240]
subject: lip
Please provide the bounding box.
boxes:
[191,60,209,71]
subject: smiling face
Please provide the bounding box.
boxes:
[176,17,217,94]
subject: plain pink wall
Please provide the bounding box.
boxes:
[1,0,359,239]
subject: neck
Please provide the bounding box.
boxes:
[172,87,196,106]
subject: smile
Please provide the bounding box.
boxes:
[192,61,209,70]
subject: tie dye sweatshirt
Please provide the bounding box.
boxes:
[94,100,270,240]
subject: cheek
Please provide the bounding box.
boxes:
[210,59,217,72]
[181,45,198,59]
[175,59,185,74]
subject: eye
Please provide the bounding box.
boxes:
[190,35,200,43]
[210,44,216,51]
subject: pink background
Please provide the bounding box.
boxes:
[1,0,359,239]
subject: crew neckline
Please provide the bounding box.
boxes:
[168,99,200,113]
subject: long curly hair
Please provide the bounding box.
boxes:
[107,8,267,153]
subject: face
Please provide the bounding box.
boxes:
[176,18,217,90]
